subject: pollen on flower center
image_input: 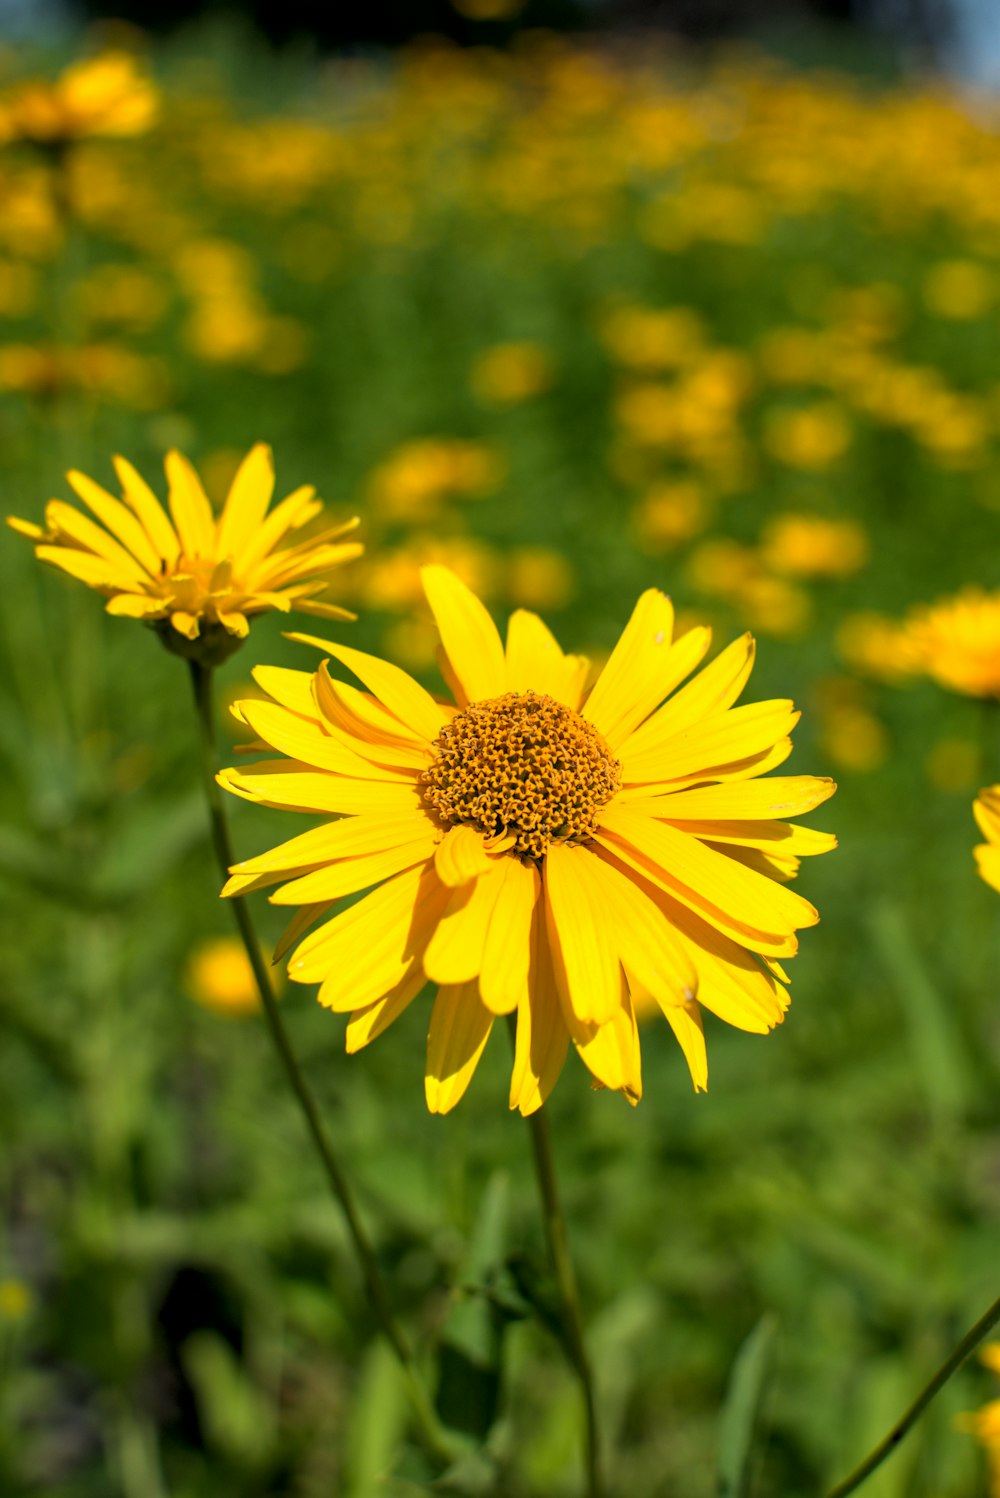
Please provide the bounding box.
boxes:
[422,689,622,859]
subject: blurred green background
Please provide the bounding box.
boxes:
[3,18,1000,1498]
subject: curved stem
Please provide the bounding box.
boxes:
[823,1291,1000,1498]
[188,660,456,1469]
[524,1105,602,1498]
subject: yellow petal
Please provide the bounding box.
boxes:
[230,811,433,878]
[581,588,675,748]
[975,843,1000,894]
[425,982,493,1114]
[544,843,622,1025]
[271,829,438,904]
[240,485,321,574]
[620,701,800,787]
[290,862,448,1006]
[683,821,837,857]
[238,698,412,781]
[113,454,179,564]
[314,666,431,769]
[287,637,447,743]
[423,861,506,984]
[35,546,122,590]
[44,500,148,580]
[509,911,569,1115]
[165,450,215,557]
[422,564,507,707]
[573,985,641,1102]
[216,444,275,562]
[505,608,589,708]
[974,786,1000,844]
[621,633,755,762]
[480,856,539,1015]
[252,664,321,721]
[434,825,495,887]
[586,848,698,1004]
[7,515,45,540]
[66,469,161,574]
[640,776,836,822]
[661,1000,707,1092]
[105,593,166,619]
[218,763,425,815]
[346,966,428,1053]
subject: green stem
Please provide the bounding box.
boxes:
[823,1291,1000,1498]
[187,660,456,1469]
[524,1105,602,1498]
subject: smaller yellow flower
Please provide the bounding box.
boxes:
[973,788,1000,894]
[923,260,994,321]
[760,514,869,580]
[8,444,362,665]
[471,341,553,406]
[7,52,158,146]
[763,402,852,470]
[902,589,1000,698]
[957,1344,1000,1496]
[186,935,282,1017]
[0,1278,32,1322]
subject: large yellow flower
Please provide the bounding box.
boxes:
[220,569,835,1114]
[974,788,1000,893]
[5,52,158,145]
[7,444,362,663]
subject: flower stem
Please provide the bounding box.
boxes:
[524,1105,602,1498]
[823,1291,1000,1498]
[187,660,456,1469]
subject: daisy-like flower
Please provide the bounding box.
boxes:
[901,588,1000,698]
[974,787,1000,893]
[7,445,362,665]
[5,51,158,146]
[220,569,835,1114]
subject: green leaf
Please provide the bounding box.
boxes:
[716,1314,777,1498]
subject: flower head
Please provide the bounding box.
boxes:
[900,588,1000,699]
[6,52,158,146]
[974,788,1000,894]
[220,569,834,1115]
[8,444,362,665]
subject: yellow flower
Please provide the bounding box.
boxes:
[7,52,158,145]
[836,612,922,685]
[7,444,362,665]
[0,1278,32,1322]
[958,1344,1000,1495]
[901,589,1000,698]
[923,259,994,320]
[974,788,1000,894]
[760,514,869,579]
[220,568,835,1114]
[471,341,554,406]
[763,402,852,470]
[185,935,282,1017]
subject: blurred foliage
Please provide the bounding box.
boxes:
[2,24,1000,1498]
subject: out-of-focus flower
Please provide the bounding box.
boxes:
[957,1344,1000,1494]
[367,439,503,522]
[0,1278,32,1322]
[760,513,869,579]
[836,612,922,685]
[600,305,704,371]
[8,444,361,663]
[221,568,835,1113]
[6,52,158,145]
[186,934,283,1016]
[814,678,889,773]
[739,574,811,639]
[901,588,1000,698]
[763,402,852,469]
[0,342,170,409]
[973,789,1000,894]
[74,264,168,332]
[631,480,711,552]
[471,341,554,405]
[506,546,574,609]
[925,738,978,792]
[923,259,993,320]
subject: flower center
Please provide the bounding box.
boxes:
[422,690,622,860]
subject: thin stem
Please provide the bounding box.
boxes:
[524,1105,602,1498]
[823,1291,1000,1498]
[187,660,456,1469]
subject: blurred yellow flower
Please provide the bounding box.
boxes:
[813,677,889,773]
[8,444,361,664]
[7,52,158,145]
[368,439,504,522]
[221,567,835,1113]
[600,305,704,371]
[760,513,869,579]
[923,259,993,319]
[632,480,711,552]
[925,738,978,791]
[0,1277,32,1322]
[836,611,922,685]
[471,341,554,405]
[957,1344,1000,1495]
[186,934,283,1017]
[973,788,1000,894]
[902,588,1000,698]
[763,402,852,469]
[506,546,574,609]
